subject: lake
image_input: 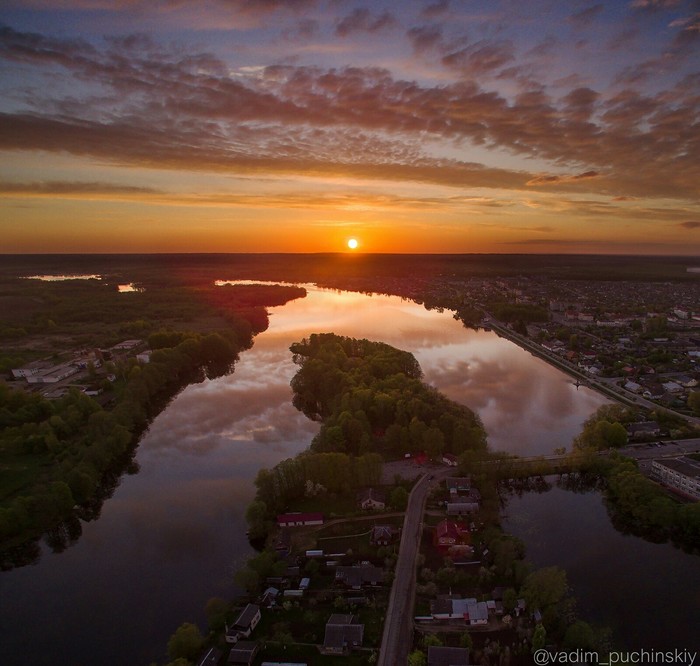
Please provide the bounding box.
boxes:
[0,284,691,665]
[502,482,700,651]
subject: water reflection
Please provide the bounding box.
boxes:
[117,283,141,292]
[502,483,700,650]
[0,285,610,666]
[24,274,101,281]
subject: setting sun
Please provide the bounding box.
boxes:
[347,238,359,250]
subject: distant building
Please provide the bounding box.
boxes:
[228,641,258,665]
[651,457,700,500]
[442,453,458,467]
[335,564,383,589]
[433,519,470,555]
[357,488,386,510]
[370,525,400,546]
[321,614,364,655]
[445,477,471,495]
[112,339,143,350]
[626,422,661,440]
[276,512,323,527]
[225,604,261,644]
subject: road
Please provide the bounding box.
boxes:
[378,468,455,666]
[377,473,430,666]
[484,316,700,429]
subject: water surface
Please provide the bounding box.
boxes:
[0,285,609,665]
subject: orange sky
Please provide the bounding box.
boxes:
[0,1,698,254]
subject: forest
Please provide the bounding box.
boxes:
[0,279,307,558]
[246,333,488,539]
[289,333,487,458]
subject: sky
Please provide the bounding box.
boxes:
[0,0,699,254]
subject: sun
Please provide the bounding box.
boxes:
[347,238,359,250]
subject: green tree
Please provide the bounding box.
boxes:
[563,620,596,650]
[521,566,568,611]
[422,633,443,648]
[532,623,547,651]
[389,486,409,511]
[245,500,269,540]
[408,651,427,666]
[688,391,700,416]
[166,622,204,662]
[205,597,229,632]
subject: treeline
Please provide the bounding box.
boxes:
[247,451,382,539]
[0,328,247,551]
[488,302,549,324]
[0,276,305,356]
[289,333,487,458]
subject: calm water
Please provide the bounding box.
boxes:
[502,484,700,651]
[0,284,657,666]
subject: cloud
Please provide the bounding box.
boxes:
[335,9,396,37]
[678,220,700,229]
[1,25,699,201]
[281,18,320,40]
[407,24,443,53]
[629,0,682,10]
[527,170,600,186]
[0,181,160,197]
[568,4,605,27]
[442,39,515,75]
[420,0,451,19]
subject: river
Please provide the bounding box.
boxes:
[0,285,692,665]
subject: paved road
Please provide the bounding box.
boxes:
[377,473,429,666]
[378,468,455,666]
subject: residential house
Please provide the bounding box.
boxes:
[626,422,661,440]
[467,601,489,626]
[335,564,383,589]
[427,646,470,666]
[445,477,472,495]
[441,453,458,467]
[276,512,324,528]
[321,614,364,655]
[225,604,261,644]
[112,339,143,351]
[446,488,480,516]
[357,488,386,510]
[433,519,470,555]
[430,596,475,620]
[228,641,258,665]
[260,587,279,607]
[370,525,400,546]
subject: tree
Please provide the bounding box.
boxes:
[521,566,568,611]
[389,486,409,511]
[563,620,596,650]
[245,500,269,540]
[532,623,547,651]
[689,391,700,416]
[422,633,443,648]
[460,631,473,649]
[205,597,229,632]
[408,651,427,666]
[166,622,204,662]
